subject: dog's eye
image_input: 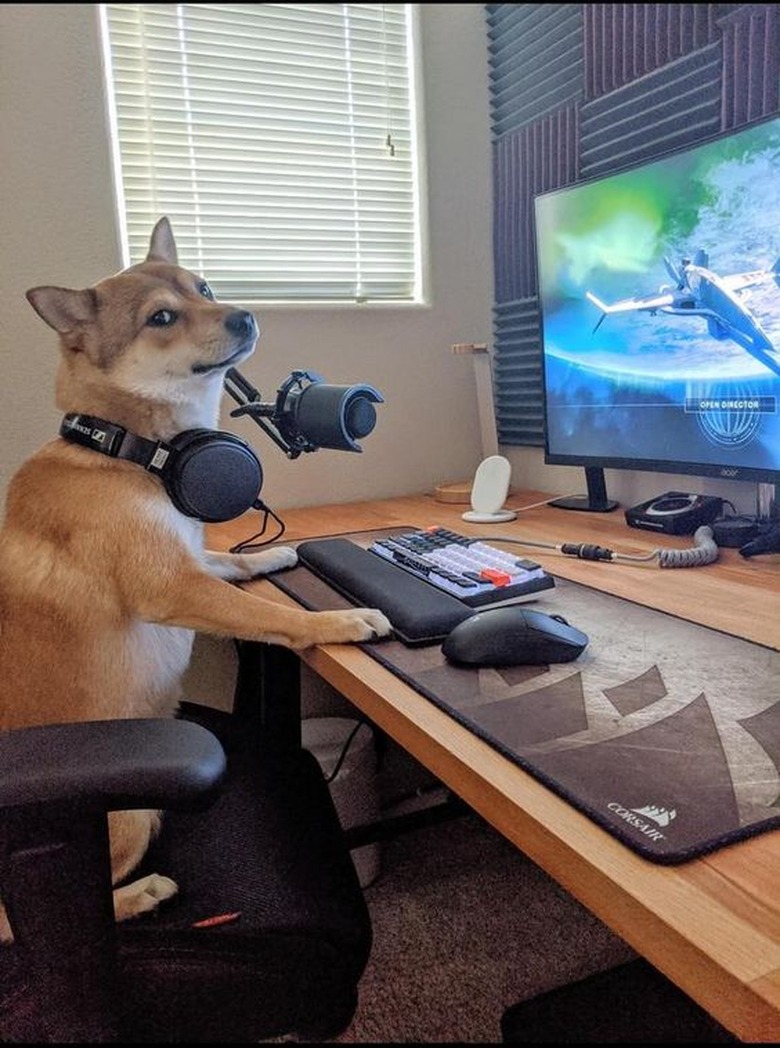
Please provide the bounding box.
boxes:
[147,309,178,327]
[199,282,215,301]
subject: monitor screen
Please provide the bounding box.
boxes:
[534,113,780,489]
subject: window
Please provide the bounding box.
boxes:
[100,3,423,303]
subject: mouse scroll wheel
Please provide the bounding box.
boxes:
[550,614,569,625]
[479,568,511,587]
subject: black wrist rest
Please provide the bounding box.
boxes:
[295,537,474,646]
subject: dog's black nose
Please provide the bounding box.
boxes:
[225,310,258,340]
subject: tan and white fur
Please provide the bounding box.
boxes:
[0,217,391,940]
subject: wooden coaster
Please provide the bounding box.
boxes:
[434,481,473,504]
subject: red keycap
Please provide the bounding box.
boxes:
[480,568,511,587]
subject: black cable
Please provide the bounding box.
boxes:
[324,719,371,785]
[229,499,286,553]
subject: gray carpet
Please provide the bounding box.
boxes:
[336,810,637,1043]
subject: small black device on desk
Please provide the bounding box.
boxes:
[625,491,724,535]
[295,527,555,647]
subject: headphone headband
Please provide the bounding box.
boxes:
[60,414,170,471]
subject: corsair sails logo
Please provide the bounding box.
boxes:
[632,804,676,827]
[607,802,677,842]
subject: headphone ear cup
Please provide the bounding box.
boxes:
[163,430,263,522]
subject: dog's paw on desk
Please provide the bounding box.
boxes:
[204,546,299,581]
[298,608,392,647]
[244,546,299,575]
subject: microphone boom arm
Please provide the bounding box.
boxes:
[224,366,307,459]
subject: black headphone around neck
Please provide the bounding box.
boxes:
[59,413,263,523]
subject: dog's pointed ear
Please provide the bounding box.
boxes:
[146,217,178,264]
[26,286,98,334]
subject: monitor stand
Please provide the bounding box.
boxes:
[548,467,619,513]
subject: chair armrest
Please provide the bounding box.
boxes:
[0,718,227,814]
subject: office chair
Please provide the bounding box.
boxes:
[0,682,373,1042]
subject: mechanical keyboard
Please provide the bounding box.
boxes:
[368,527,555,609]
[294,527,556,646]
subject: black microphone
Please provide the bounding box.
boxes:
[274,370,383,453]
[224,367,384,459]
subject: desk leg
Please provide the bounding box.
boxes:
[233,640,468,845]
[233,640,302,751]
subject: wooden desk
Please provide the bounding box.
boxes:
[209,490,780,1042]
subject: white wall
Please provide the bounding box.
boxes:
[0,3,493,507]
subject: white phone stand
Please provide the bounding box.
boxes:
[462,455,517,523]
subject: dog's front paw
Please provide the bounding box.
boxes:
[353,608,393,639]
[113,873,178,923]
[315,607,393,645]
[245,545,298,576]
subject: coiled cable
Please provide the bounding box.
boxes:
[655,527,718,567]
[483,525,719,569]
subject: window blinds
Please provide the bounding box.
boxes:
[101,3,420,302]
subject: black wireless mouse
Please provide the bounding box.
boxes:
[441,606,588,667]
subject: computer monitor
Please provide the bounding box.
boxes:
[533,112,780,513]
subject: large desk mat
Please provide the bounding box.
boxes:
[267,528,780,864]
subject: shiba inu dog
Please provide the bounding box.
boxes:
[0,217,391,939]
